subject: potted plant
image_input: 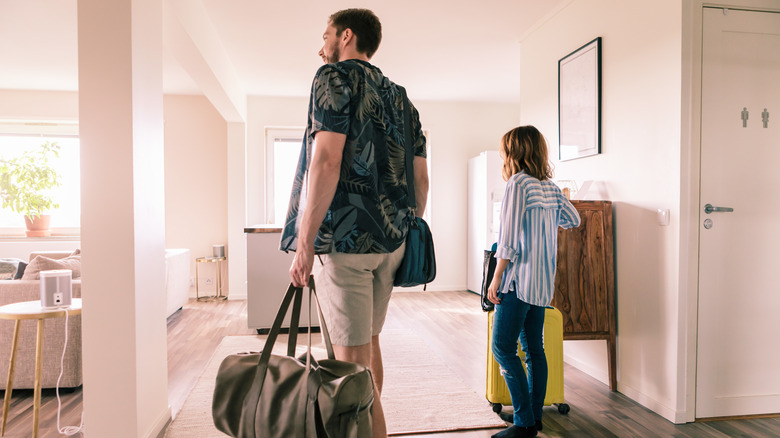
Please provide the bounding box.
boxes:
[0,141,62,237]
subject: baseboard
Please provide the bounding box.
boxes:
[147,406,172,438]
[673,409,692,424]
[189,292,248,300]
[220,287,465,296]
[562,352,609,386]
[563,354,681,424]
[233,286,458,300]
[392,285,465,292]
[228,286,463,297]
[618,382,678,424]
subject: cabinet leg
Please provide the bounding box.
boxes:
[607,335,617,391]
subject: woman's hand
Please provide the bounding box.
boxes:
[487,277,502,305]
[488,257,510,305]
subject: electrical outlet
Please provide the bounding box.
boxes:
[205,278,214,286]
[190,277,195,286]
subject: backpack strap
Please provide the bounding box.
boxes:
[399,87,416,215]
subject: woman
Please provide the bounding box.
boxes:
[488,126,580,438]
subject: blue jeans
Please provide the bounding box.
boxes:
[491,292,547,427]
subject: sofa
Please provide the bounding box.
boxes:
[0,248,191,390]
[0,250,83,389]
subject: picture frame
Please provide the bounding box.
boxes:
[558,37,602,161]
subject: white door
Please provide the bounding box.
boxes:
[697,7,780,418]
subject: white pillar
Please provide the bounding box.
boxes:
[227,122,248,297]
[78,0,170,436]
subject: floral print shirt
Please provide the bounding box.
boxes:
[280,59,426,254]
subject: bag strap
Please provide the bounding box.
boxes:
[400,87,416,214]
[300,279,336,436]
[287,282,303,356]
[309,280,335,359]
[239,283,299,436]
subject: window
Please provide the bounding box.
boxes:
[264,128,432,225]
[0,121,80,235]
[265,128,304,225]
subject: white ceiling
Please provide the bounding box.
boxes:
[0,0,568,103]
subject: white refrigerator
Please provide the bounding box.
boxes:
[467,151,506,293]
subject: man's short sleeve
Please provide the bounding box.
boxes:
[310,65,351,135]
[410,104,427,158]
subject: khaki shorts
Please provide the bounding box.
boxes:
[313,243,405,346]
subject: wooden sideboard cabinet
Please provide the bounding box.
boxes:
[552,200,617,391]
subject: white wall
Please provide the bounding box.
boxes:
[519,0,684,421]
[0,90,78,121]
[413,100,520,291]
[244,96,520,292]
[164,95,228,295]
[0,240,81,261]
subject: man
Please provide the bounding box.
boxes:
[280,8,428,438]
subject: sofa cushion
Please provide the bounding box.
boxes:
[21,255,82,280]
[0,258,25,276]
[13,261,27,280]
[28,249,79,262]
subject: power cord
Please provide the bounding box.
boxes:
[56,309,84,435]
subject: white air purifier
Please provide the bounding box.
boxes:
[40,270,73,309]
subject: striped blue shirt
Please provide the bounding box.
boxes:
[495,171,581,307]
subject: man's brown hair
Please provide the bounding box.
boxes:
[500,126,554,182]
[329,9,382,58]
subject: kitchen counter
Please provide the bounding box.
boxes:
[244,225,316,332]
[244,225,282,233]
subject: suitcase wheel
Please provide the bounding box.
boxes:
[555,403,570,415]
[491,403,503,413]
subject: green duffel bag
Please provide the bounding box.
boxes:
[212,279,374,438]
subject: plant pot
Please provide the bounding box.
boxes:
[24,215,51,237]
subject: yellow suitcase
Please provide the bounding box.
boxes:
[486,307,570,414]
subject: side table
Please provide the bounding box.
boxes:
[195,256,227,301]
[0,298,82,438]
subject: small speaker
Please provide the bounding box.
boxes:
[40,270,73,309]
[213,244,225,258]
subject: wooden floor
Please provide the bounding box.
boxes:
[2,291,779,437]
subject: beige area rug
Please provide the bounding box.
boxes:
[165,329,505,436]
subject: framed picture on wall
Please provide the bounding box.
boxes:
[558,37,602,161]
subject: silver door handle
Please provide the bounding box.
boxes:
[704,204,734,214]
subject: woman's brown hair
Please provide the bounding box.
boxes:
[500,125,553,182]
